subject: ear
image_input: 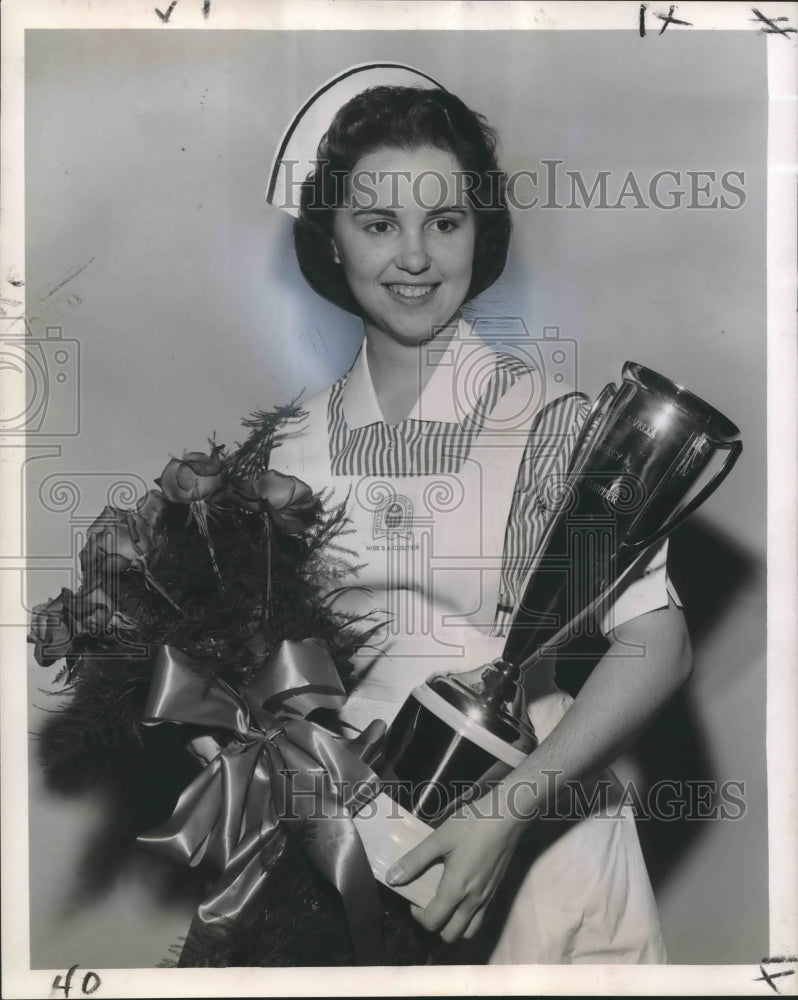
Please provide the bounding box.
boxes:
[331,239,341,265]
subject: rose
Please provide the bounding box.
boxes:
[28,589,74,666]
[229,470,321,533]
[131,489,168,551]
[80,491,167,582]
[156,449,228,591]
[28,585,115,667]
[81,508,136,579]
[66,585,116,636]
[156,448,226,504]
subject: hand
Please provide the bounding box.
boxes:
[386,792,525,943]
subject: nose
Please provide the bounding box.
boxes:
[395,230,431,274]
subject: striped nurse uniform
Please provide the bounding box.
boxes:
[276,319,675,964]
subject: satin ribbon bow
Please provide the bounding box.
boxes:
[137,642,386,965]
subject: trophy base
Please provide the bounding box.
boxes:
[353,791,443,909]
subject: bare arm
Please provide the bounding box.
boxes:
[387,599,692,942]
[506,598,692,814]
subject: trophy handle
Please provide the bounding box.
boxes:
[566,382,618,475]
[623,438,743,553]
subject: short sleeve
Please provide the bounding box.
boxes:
[493,391,593,635]
[597,539,682,636]
[495,386,684,639]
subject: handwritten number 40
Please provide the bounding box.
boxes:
[52,965,101,998]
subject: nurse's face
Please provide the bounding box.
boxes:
[331,145,476,347]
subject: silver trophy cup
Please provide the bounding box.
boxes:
[353,361,742,906]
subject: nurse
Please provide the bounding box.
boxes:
[274,73,691,963]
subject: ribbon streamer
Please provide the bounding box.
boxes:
[137,643,386,966]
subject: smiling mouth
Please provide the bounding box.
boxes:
[385,283,439,299]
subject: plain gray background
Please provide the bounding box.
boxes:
[25,29,767,967]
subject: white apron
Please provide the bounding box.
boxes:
[276,328,668,964]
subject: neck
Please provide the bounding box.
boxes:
[364,319,459,425]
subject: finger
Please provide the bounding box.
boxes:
[463,907,486,939]
[409,902,436,932]
[410,872,469,933]
[438,905,477,945]
[386,832,444,886]
[410,897,460,934]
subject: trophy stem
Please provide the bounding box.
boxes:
[480,658,521,709]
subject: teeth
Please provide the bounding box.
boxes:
[387,284,436,299]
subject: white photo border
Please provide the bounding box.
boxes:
[1,2,796,996]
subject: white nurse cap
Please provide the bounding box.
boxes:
[266,62,444,218]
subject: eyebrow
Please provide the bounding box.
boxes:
[350,205,471,218]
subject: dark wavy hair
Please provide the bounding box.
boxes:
[293,86,512,316]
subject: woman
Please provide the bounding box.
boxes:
[276,79,691,964]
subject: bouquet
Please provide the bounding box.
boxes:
[29,404,438,967]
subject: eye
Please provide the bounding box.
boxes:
[429,217,459,234]
[362,219,395,235]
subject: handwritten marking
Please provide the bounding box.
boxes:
[0,296,23,315]
[51,964,101,997]
[750,8,797,37]
[41,257,96,301]
[655,4,692,34]
[203,0,211,18]
[155,1,178,22]
[755,957,798,995]
[639,3,692,36]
